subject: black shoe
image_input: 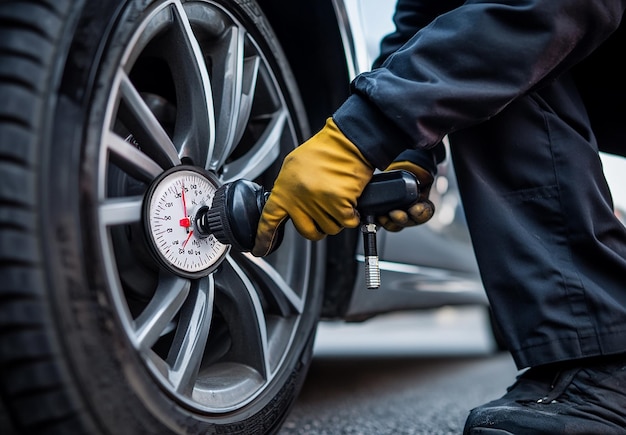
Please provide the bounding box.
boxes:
[464,356,626,434]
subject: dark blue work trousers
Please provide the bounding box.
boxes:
[449,73,626,369]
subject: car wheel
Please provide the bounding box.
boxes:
[0,0,323,434]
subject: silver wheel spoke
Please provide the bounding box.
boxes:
[119,72,181,168]
[242,253,305,315]
[169,1,215,168]
[221,108,287,183]
[105,131,162,182]
[216,255,270,379]
[99,196,143,226]
[231,56,260,149]
[208,24,246,170]
[134,274,191,351]
[167,276,214,394]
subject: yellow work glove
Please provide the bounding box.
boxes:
[377,160,435,232]
[253,118,374,257]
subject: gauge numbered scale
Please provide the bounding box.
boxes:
[143,166,227,278]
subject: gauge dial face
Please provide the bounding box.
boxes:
[144,167,227,277]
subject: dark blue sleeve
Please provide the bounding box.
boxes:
[372,0,463,69]
[394,147,445,176]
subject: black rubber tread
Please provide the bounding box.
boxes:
[0,162,38,207]
[0,124,39,165]
[0,85,40,128]
[0,207,36,233]
[0,3,64,39]
[0,1,84,434]
[0,265,44,298]
[0,56,47,94]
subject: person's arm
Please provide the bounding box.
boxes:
[253,0,625,256]
[373,0,464,68]
[335,0,626,169]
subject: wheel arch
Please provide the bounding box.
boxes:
[256,0,352,133]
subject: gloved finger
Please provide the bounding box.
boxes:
[406,200,435,225]
[291,216,328,241]
[253,200,290,257]
[291,191,360,236]
[378,215,404,232]
[377,199,435,231]
[389,209,409,225]
[322,203,361,232]
[253,198,328,257]
[377,210,409,232]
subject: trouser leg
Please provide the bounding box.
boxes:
[448,73,626,369]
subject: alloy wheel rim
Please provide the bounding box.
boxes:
[94,0,312,413]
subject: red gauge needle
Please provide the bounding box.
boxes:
[182,230,194,248]
[179,183,191,230]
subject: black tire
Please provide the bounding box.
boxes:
[0,1,323,434]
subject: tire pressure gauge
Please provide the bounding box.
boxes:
[143,166,227,278]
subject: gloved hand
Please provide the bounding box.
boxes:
[377,160,435,232]
[253,118,374,257]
